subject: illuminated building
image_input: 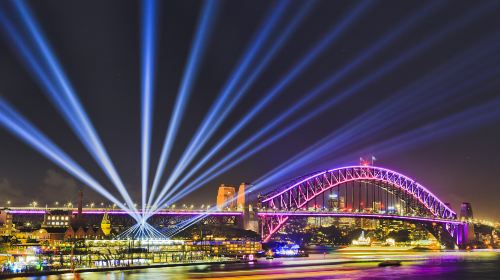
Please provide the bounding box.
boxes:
[216,184,236,210]
[360,218,378,230]
[0,210,14,236]
[42,228,67,242]
[42,210,71,228]
[64,226,105,240]
[337,217,356,229]
[187,239,262,256]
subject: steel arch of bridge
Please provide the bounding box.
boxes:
[259,166,461,243]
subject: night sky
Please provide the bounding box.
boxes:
[0,0,499,220]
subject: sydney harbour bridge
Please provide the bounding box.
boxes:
[7,165,470,248]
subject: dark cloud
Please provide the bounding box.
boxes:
[0,178,23,202]
[41,169,79,197]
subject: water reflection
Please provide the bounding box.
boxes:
[16,250,500,280]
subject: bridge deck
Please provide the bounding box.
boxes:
[257,211,463,224]
[5,207,243,216]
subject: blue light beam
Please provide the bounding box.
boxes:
[140,0,159,216]
[250,37,500,188]
[152,1,373,211]
[0,99,141,222]
[3,1,139,213]
[150,0,290,211]
[156,11,500,210]
[147,0,219,210]
[160,1,443,202]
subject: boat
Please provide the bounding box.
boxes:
[273,244,308,257]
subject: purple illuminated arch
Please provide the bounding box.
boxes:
[259,165,459,242]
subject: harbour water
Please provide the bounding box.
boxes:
[11,250,500,280]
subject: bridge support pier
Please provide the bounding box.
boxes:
[454,223,471,248]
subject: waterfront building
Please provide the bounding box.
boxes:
[63,226,104,240]
[0,210,14,236]
[187,239,262,256]
[43,228,67,241]
[42,210,71,228]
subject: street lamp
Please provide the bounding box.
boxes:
[6,200,11,207]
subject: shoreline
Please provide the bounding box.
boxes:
[0,259,248,279]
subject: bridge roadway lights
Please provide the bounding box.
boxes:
[7,209,244,216]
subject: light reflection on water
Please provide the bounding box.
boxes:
[15,250,500,280]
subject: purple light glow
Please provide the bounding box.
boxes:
[78,210,243,216]
[8,210,46,214]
